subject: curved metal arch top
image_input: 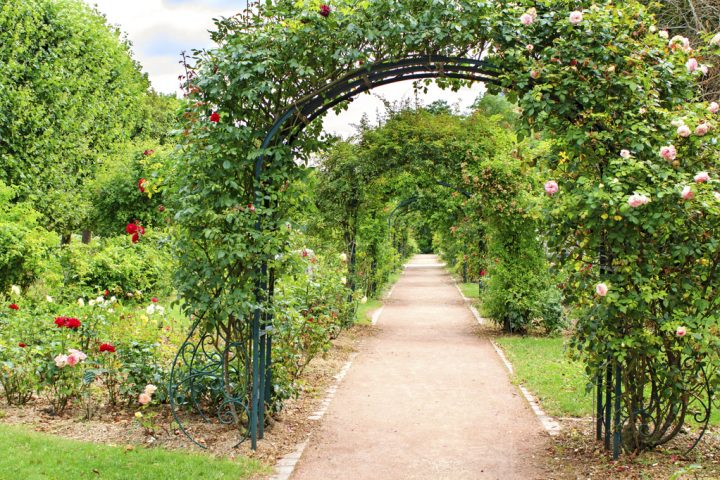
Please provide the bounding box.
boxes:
[254,55,500,189]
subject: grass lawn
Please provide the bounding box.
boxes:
[494,336,592,418]
[495,336,720,426]
[0,424,268,480]
[458,282,481,299]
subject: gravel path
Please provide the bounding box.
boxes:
[291,254,549,479]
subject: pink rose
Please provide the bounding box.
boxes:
[530,70,541,79]
[681,186,694,200]
[620,149,631,159]
[660,145,677,161]
[526,44,534,52]
[569,11,583,25]
[520,13,534,25]
[544,180,558,195]
[138,393,152,405]
[709,102,719,114]
[627,194,650,208]
[595,283,608,297]
[700,65,709,76]
[54,354,68,368]
[694,171,710,183]
[677,125,691,137]
[669,35,691,52]
[695,123,709,136]
[676,326,687,337]
[66,354,78,367]
[686,58,698,73]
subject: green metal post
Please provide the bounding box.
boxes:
[613,363,622,459]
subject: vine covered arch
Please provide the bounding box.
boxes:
[170,0,720,458]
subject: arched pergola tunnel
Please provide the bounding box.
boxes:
[169,1,717,460]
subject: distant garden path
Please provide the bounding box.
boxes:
[291,254,549,479]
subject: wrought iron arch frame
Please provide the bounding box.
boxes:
[169,53,712,458]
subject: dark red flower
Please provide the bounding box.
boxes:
[138,178,147,193]
[151,297,158,303]
[54,316,81,329]
[99,343,116,353]
[131,232,139,244]
[143,149,155,156]
[247,204,256,213]
[209,112,220,123]
[158,205,166,212]
[18,343,27,348]
[104,289,110,297]
[8,303,19,310]
[480,270,487,277]
[126,223,138,234]
[126,222,145,243]
[319,4,331,16]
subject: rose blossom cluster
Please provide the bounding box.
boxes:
[54,316,81,329]
[138,384,158,405]
[55,349,87,368]
[627,194,650,208]
[125,222,145,243]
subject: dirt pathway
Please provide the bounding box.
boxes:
[291,254,549,479]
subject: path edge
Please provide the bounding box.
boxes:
[450,273,561,438]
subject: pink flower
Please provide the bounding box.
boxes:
[669,35,691,52]
[660,145,677,161]
[66,349,87,367]
[676,326,687,337]
[627,194,650,208]
[709,102,719,114]
[319,4,331,17]
[54,354,68,368]
[711,33,720,47]
[66,354,79,367]
[700,65,709,76]
[526,44,534,52]
[151,297,158,303]
[138,393,151,405]
[694,171,710,183]
[544,180,559,195]
[619,149,631,159]
[595,283,608,297]
[681,186,694,200]
[530,70,541,80]
[695,123,709,136]
[520,13,534,25]
[677,125,691,137]
[144,384,158,395]
[569,11,583,25]
[686,58,698,73]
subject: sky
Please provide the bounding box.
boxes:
[85,0,484,137]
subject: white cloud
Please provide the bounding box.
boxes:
[85,0,484,137]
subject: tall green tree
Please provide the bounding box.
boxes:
[0,0,151,237]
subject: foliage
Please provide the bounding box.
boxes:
[0,181,58,291]
[0,0,150,235]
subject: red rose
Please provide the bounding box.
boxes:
[8,303,19,310]
[247,204,256,213]
[54,317,67,327]
[136,225,145,235]
[151,297,158,303]
[209,112,220,123]
[104,289,110,297]
[65,318,81,329]
[143,149,155,156]
[99,343,116,353]
[158,205,166,212]
[319,4,331,16]
[480,270,487,277]
[131,232,139,244]
[18,343,27,348]
[138,178,147,193]
[126,223,138,234]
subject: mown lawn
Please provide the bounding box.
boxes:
[494,336,593,418]
[495,336,720,426]
[0,424,268,480]
[458,282,481,299]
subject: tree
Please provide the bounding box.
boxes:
[0,0,151,237]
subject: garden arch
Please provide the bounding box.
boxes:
[170,1,718,459]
